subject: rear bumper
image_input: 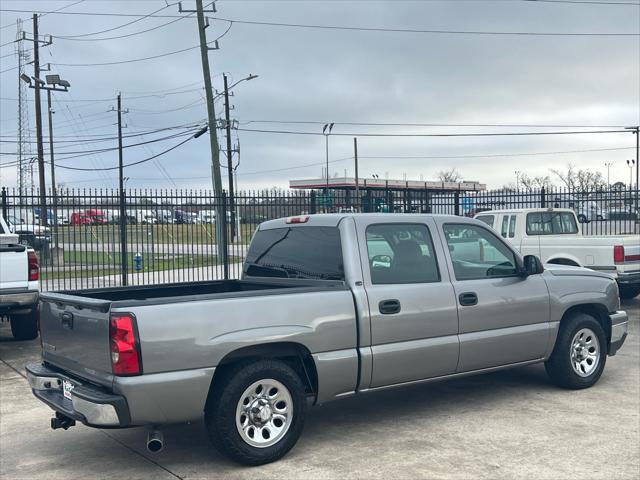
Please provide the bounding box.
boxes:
[0,290,38,314]
[616,271,640,286]
[609,311,628,356]
[25,363,130,427]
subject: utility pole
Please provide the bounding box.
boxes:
[117,93,128,286]
[32,14,47,226]
[223,74,235,239]
[354,137,359,212]
[183,0,227,274]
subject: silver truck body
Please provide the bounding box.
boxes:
[27,214,628,429]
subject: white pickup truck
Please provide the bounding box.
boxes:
[475,208,640,299]
[0,215,40,340]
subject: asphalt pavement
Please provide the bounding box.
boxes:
[1,298,638,479]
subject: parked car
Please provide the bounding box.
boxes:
[27,214,628,465]
[0,215,39,340]
[5,215,51,251]
[575,201,606,223]
[70,212,93,226]
[475,208,640,299]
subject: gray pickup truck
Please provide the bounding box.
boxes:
[27,214,628,465]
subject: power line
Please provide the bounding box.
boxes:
[53,134,198,171]
[0,0,85,30]
[240,120,632,129]
[52,2,177,39]
[210,15,639,37]
[1,9,637,36]
[236,128,632,137]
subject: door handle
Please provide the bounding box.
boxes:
[459,292,478,307]
[379,299,401,315]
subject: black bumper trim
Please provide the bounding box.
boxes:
[25,363,131,427]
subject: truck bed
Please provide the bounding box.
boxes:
[41,278,345,307]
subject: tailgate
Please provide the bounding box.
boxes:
[620,237,640,274]
[39,292,114,387]
[0,236,28,289]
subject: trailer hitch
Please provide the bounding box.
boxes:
[51,412,75,430]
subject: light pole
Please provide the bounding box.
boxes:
[322,123,334,210]
[20,73,69,230]
[515,170,521,190]
[604,162,613,187]
[222,73,258,240]
[627,159,636,189]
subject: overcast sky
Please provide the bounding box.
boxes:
[0,0,638,191]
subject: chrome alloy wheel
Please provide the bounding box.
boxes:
[570,328,600,377]
[235,379,293,448]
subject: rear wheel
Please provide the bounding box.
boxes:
[619,285,640,300]
[545,313,606,389]
[204,359,307,465]
[10,308,39,341]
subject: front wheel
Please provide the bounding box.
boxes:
[577,214,589,224]
[204,359,307,465]
[619,285,640,300]
[545,313,606,389]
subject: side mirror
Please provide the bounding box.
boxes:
[522,255,544,277]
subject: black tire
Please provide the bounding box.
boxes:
[10,308,39,341]
[619,285,640,300]
[545,313,607,389]
[577,214,589,224]
[204,359,307,466]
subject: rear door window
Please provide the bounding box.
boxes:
[501,216,509,238]
[366,223,440,284]
[508,215,517,238]
[244,226,344,280]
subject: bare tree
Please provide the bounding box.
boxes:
[550,163,606,195]
[519,174,553,191]
[437,168,462,182]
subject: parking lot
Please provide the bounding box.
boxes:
[1,298,638,479]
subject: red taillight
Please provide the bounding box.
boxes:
[109,314,142,376]
[27,250,39,281]
[614,245,625,264]
[285,215,310,224]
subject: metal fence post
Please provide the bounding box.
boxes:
[221,191,229,279]
[454,191,460,216]
[540,187,546,208]
[1,187,6,219]
[309,190,317,214]
[119,188,128,286]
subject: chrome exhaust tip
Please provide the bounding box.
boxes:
[146,430,164,453]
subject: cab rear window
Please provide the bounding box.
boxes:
[526,212,578,235]
[244,226,344,280]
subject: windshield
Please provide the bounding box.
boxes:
[244,226,344,280]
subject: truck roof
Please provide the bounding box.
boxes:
[474,208,576,216]
[259,213,475,229]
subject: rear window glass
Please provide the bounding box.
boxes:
[244,226,344,280]
[526,212,578,235]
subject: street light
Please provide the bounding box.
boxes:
[323,123,334,197]
[21,72,70,231]
[627,159,636,189]
[515,170,521,190]
[221,73,258,240]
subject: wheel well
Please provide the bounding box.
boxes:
[561,304,611,343]
[207,342,318,404]
[547,258,580,267]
